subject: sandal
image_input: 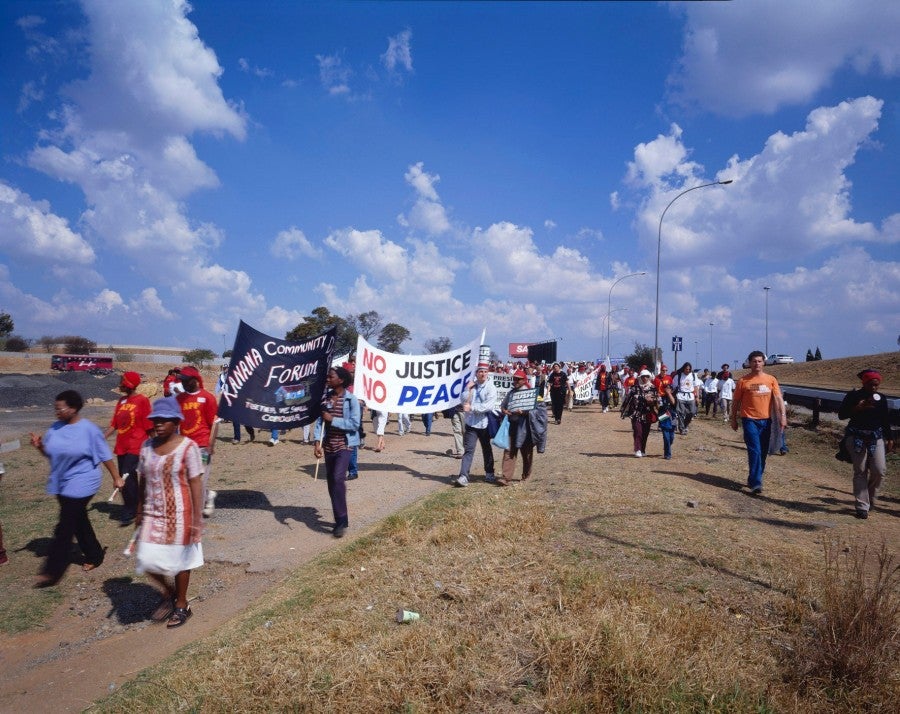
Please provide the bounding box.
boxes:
[151,598,175,622]
[167,606,192,628]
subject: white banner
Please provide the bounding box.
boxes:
[353,335,480,414]
[573,367,599,403]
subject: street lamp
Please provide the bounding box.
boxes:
[709,322,714,371]
[607,271,646,360]
[763,286,770,356]
[654,179,733,371]
[602,307,628,356]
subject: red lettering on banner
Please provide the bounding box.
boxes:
[362,349,387,374]
[362,375,386,404]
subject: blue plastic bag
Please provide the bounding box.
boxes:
[491,415,510,450]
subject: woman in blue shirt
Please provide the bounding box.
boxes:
[31,390,123,588]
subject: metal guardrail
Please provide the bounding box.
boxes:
[780,383,900,427]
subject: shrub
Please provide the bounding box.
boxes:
[786,537,900,698]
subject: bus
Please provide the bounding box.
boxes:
[51,354,115,374]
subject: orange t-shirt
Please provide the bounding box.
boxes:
[732,373,781,420]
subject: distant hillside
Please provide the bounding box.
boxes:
[734,352,899,394]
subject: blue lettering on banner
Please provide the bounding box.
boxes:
[396,370,473,408]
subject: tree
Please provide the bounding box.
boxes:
[62,335,97,355]
[423,337,452,354]
[814,346,822,361]
[183,348,216,367]
[222,349,233,358]
[377,323,411,353]
[806,349,815,362]
[624,342,656,373]
[5,335,31,352]
[287,306,357,355]
[38,335,58,353]
[347,311,383,341]
[0,312,13,340]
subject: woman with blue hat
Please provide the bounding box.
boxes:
[134,396,204,627]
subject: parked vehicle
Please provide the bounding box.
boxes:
[765,354,795,365]
[51,354,115,374]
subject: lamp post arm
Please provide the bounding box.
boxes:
[653,179,732,372]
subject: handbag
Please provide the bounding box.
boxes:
[491,415,510,450]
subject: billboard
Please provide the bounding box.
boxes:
[508,342,534,358]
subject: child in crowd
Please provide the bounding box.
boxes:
[658,383,677,460]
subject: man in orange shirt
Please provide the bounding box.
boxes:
[730,351,786,495]
[653,364,673,398]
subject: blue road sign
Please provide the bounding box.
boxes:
[672,336,683,352]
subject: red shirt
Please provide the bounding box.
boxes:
[163,374,178,397]
[109,393,152,455]
[176,389,218,448]
[653,374,673,397]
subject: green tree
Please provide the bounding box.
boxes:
[0,312,13,340]
[423,336,452,354]
[348,310,383,341]
[222,349,233,358]
[287,306,357,355]
[62,335,97,355]
[5,335,31,352]
[377,323,411,353]
[806,349,815,362]
[624,342,656,373]
[814,346,822,361]
[182,348,216,367]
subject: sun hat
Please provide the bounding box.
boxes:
[147,396,184,421]
[639,369,653,378]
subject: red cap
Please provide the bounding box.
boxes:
[513,370,527,380]
[180,366,201,379]
[120,371,141,389]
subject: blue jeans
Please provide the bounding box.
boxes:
[349,446,358,476]
[660,424,675,458]
[422,412,433,435]
[741,418,771,490]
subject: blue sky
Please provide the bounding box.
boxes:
[1,0,898,368]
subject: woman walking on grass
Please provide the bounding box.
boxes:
[621,370,659,458]
[31,390,123,588]
[135,397,204,628]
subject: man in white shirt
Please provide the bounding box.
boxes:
[673,363,699,435]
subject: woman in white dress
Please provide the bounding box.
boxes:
[135,397,204,628]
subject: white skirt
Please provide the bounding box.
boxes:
[135,542,204,577]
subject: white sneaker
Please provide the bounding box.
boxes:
[634,450,643,458]
[269,437,278,446]
[603,407,609,413]
[455,475,469,487]
[203,489,217,517]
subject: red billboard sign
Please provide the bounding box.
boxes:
[508,342,534,357]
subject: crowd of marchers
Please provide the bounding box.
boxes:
[4,350,891,633]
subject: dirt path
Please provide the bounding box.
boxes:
[1,400,897,713]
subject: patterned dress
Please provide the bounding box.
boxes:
[135,436,204,577]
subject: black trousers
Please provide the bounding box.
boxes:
[43,494,104,582]
[550,389,566,422]
[117,453,140,515]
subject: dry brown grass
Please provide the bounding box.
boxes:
[782,537,900,708]
[96,487,795,713]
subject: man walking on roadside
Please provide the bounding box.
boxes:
[730,350,786,495]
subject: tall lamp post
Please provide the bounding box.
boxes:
[654,179,733,371]
[607,272,646,360]
[763,286,770,356]
[602,307,628,357]
[709,322,714,371]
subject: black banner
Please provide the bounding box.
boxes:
[216,321,336,429]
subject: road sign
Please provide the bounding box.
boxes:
[672,336,683,352]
